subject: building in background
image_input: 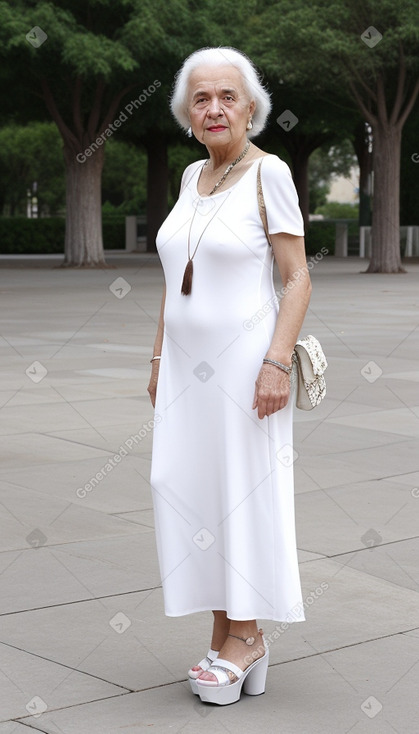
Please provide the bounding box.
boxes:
[327,166,359,205]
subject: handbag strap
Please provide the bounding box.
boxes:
[257,159,272,247]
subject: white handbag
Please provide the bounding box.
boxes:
[292,335,328,410]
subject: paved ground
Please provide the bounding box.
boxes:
[0,254,418,734]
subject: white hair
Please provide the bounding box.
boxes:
[170,47,271,139]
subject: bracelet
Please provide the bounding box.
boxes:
[263,357,292,374]
[150,356,161,363]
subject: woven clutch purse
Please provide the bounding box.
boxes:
[292,335,327,410]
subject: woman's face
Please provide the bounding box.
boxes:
[187,65,255,147]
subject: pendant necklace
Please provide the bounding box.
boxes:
[181,140,251,295]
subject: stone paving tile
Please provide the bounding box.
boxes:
[0,643,127,724]
[0,723,47,733]
[296,439,418,490]
[0,397,149,437]
[114,509,155,528]
[295,420,407,455]
[0,453,153,516]
[328,407,419,439]
[295,478,419,555]
[0,533,159,614]
[0,481,141,553]
[0,433,111,470]
[331,536,419,592]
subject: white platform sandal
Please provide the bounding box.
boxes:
[187,649,219,694]
[196,634,269,706]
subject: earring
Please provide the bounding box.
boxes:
[246,119,253,130]
[187,126,193,138]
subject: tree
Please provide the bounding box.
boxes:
[254,0,419,272]
[101,140,147,215]
[400,100,419,227]
[263,96,351,228]
[117,0,263,250]
[309,140,357,213]
[0,0,190,265]
[247,8,361,229]
[0,122,65,215]
[353,120,373,227]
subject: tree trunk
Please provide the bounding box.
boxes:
[290,150,310,231]
[145,133,169,252]
[367,123,404,273]
[63,145,106,267]
[353,122,372,227]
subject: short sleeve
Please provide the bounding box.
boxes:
[260,155,304,236]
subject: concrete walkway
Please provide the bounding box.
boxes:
[0,255,418,733]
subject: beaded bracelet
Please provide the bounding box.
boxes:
[262,357,292,374]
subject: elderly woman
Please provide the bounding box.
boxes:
[148,47,311,706]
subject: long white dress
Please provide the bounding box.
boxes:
[150,154,305,622]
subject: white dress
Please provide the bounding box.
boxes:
[150,155,305,622]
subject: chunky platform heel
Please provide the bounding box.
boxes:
[242,650,269,695]
[196,648,269,705]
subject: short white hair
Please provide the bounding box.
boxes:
[170,47,271,139]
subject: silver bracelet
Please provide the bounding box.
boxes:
[263,357,292,374]
[150,355,161,363]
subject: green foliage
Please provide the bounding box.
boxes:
[305,220,359,256]
[0,217,64,253]
[0,122,65,215]
[0,0,196,144]
[305,222,336,256]
[0,125,148,218]
[309,141,357,212]
[102,216,125,249]
[0,0,417,263]
[0,216,125,252]
[315,202,359,219]
[168,142,203,207]
[309,184,328,214]
[102,140,147,214]
[310,142,356,186]
[254,0,419,116]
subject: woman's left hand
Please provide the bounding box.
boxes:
[252,363,290,419]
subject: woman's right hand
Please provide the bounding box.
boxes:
[147,360,160,407]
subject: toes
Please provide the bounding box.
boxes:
[191,665,202,672]
[198,671,217,682]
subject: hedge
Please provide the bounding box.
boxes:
[0,216,362,257]
[305,220,360,256]
[305,222,336,256]
[0,216,125,254]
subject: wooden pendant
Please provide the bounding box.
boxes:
[181,259,193,295]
